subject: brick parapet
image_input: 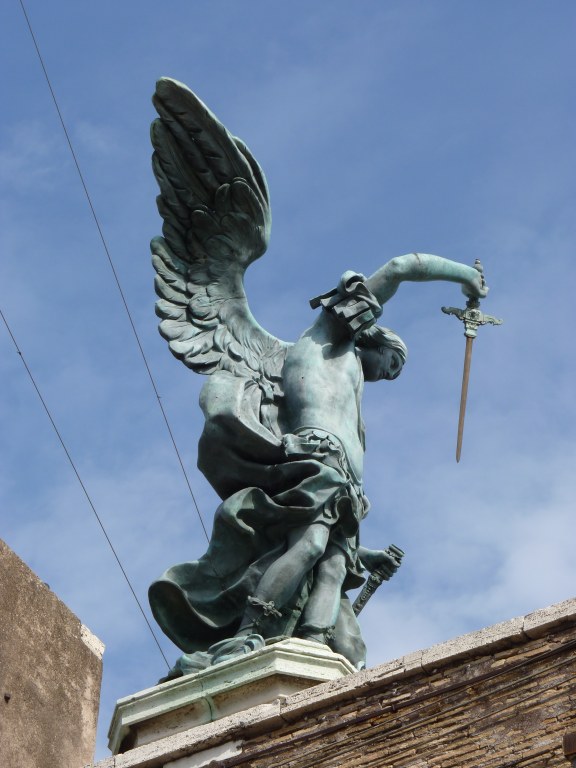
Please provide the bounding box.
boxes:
[92,597,576,768]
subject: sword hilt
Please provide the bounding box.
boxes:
[352,544,404,616]
[441,261,502,338]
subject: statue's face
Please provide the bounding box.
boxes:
[359,347,403,382]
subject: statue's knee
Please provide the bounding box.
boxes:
[304,541,325,567]
[317,552,347,586]
[298,532,327,567]
[329,558,347,585]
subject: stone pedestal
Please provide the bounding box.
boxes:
[108,637,355,754]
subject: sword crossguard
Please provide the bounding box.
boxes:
[441,303,503,338]
[441,259,502,338]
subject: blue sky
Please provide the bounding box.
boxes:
[1,1,575,759]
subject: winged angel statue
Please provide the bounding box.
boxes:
[148,78,487,676]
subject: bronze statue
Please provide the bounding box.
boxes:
[147,78,488,676]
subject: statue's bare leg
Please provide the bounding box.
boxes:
[297,544,347,644]
[235,523,330,635]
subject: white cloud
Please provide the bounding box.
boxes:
[74,121,121,156]
[0,122,65,191]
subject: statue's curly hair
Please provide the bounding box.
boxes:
[356,325,408,364]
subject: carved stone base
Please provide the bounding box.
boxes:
[108,637,356,754]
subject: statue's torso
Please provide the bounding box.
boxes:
[280,323,365,481]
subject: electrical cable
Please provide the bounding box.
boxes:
[0,307,170,668]
[17,0,211,544]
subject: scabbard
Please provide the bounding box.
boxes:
[352,545,404,616]
[352,570,387,616]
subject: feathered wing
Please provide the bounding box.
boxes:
[150,78,289,392]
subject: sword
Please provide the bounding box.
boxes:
[352,544,404,616]
[441,260,503,462]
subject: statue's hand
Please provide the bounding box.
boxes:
[462,262,489,299]
[360,548,402,578]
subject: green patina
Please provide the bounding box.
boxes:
[147,78,488,679]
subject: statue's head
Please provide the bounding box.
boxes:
[356,325,407,382]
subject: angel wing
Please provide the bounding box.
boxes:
[150,78,290,394]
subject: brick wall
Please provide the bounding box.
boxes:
[93,599,576,768]
[236,621,576,767]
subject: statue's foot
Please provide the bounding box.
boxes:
[209,633,265,666]
[158,650,212,683]
[296,623,335,647]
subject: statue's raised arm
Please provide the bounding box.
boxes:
[364,252,488,305]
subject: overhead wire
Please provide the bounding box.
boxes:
[12,0,224,665]
[17,0,211,544]
[0,308,170,669]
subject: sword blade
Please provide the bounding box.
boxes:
[456,336,474,462]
